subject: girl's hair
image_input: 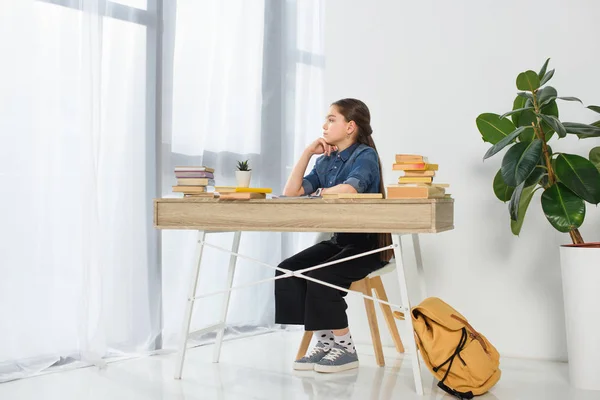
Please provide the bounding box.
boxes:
[331,98,393,263]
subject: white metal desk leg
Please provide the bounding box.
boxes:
[392,234,424,395]
[411,234,427,300]
[175,230,207,379]
[213,231,242,363]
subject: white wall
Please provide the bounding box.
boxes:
[325,0,600,361]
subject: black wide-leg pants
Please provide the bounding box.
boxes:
[274,234,385,331]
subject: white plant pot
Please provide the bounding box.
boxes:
[559,243,600,391]
[235,170,252,188]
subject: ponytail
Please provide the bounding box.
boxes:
[332,98,393,263]
[357,130,393,263]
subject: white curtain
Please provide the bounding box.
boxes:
[0,0,159,381]
[160,0,326,347]
[0,0,325,382]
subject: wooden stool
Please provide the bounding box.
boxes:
[295,260,405,367]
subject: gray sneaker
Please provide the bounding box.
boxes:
[293,342,331,371]
[314,343,359,373]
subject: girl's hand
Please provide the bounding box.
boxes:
[306,138,337,156]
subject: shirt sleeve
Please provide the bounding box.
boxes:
[342,148,380,193]
[301,164,321,195]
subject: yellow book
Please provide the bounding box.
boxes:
[398,176,433,183]
[235,187,273,193]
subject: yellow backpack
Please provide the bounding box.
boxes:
[410,297,501,398]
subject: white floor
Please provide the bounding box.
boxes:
[1,331,598,400]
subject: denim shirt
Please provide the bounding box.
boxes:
[301,142,381,196]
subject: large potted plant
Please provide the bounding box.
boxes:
[475,59,600,391]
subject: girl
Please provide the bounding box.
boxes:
[275,98,393,373]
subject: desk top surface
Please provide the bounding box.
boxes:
[154,197,454,233]
[155,197,453,205]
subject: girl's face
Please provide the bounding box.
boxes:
[322,106,355,144]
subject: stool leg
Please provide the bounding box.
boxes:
[370,276,405,353]
[296,331,313,360]
[358,278,385,367]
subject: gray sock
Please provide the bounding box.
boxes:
[334,331,356,353]
[314,330,334,349]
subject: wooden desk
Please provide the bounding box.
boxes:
[154,197,454,396]
[154,197,454,233]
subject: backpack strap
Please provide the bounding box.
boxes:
[432,327,475,400]
[451,314,490,355]
[437,381,474,400]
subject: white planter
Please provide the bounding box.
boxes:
[235,170,252,188]
[559,243,600,391]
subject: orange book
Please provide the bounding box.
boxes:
[392,163,438,171]
[219,192,266,200]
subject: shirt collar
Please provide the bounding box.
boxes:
[336,142,360,162]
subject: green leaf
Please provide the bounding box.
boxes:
[517,92,534,101]
[476,113,517,144]
[557,96,583,104]
[542,100,559,117]
[516,70,541,92]
[501,139,543,187]
[541,183,585,233]
[555,153,600,204]
[493,169,515,202]
[524,145,550,186]
[512,96,527,126]
[509,181,526,221]
[524,165,546,186]
[483,126,531,160]
[539,114,567,138]
[539,101,559,141]
[519,127,536,142]
[587,105,600,114]
[538,58,550,80]
[540,69,555,86]
[590,147,600,173]
[563,122,600,138]
[510,184,538,235]
[537,86,557,107]
[500,107,534,120]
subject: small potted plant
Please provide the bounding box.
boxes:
[475,58,600,390]
[235,159,252,187]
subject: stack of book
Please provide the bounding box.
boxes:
[172,166,216,198]
[386,154,449,199]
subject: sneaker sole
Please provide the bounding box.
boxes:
[313,360,359,373]
[293,362,316,371]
